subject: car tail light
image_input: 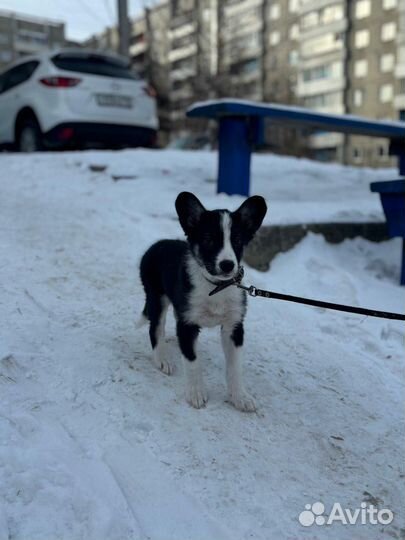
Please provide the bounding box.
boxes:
[142,85,157,98]
[39,77,82,88]
[58,127,74,140]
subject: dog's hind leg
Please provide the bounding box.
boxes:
[147,293,172,375]
[135,302,148,329]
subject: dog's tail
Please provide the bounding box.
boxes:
[135,302,148,329]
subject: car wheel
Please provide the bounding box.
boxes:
[17,120,43,152]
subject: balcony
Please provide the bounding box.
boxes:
[297,76,346,98]
[170,11,194,31]
[130,41,147,57]
[14,39,47,54]
[168,23,195,40]
[300,0,345,15]
[308,132,344,149]
[168,42,197,63]
[222,45,262,66]
[14,29,49,53]
[170,85,194,101]
[299,18,348,41]
[224,0,262,17]
[300,32,345,59]
[170,66,197,81]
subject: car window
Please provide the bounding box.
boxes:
[2,61,39,93]
[51,54,140,80]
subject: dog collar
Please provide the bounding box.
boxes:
[208,266,245,297]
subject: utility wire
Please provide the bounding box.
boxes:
[74,0,109,25]
[103,0,115,25]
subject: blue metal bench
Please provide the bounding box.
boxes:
[187,99,405,284]
[371,180,405,285]
[187,99,405,196]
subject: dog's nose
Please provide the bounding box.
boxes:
[219,260,235,274]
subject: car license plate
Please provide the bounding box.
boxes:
[95,93,133,108]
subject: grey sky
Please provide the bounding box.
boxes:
[0,0,156,41]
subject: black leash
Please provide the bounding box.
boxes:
[209,267,405,322]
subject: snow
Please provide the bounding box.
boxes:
[0,149,404,540]
[188,98,405,133]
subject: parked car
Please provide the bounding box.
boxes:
[167,134,212,150]
[0,49,158,152]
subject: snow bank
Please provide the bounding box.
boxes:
[0,149,403,539]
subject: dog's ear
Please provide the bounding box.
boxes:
[175,192,206,235]
[233,196,267,239]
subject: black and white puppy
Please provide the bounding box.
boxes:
[139,192,267,411]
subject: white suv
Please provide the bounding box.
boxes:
[0,49,159,152]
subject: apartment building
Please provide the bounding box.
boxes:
[84,26,119,53]
[130,16,148,78]
[218,0,263,101]
[262,0,303,155]
[168,0,217,133]
[296,0,348,162]
[85,5,171,140]
[346,0,399,167]
[263,0,299,103]
[295,0,401,166]
[394,0,405,120]
[84,0,404,165]
[0,10,65,71]
[144,2,171,135]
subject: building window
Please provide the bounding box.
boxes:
[355,0,371,19]
[289,0,299,12]
[289,50,299,65]
[301,11,319,29]
[289,24,299,40]
[377,144,388,160]
[269,3,280,20]
[230,58,260,75]
[303,64,331,82]
[353,148,363,163]
[354,59,368,77]
[269,31,280,45]
[322,5,344,23]
[355,30,370,48]
[400,78,405,94]
[383,0,397,9]
[304,91,341,108]
[381,22,396,41]
[380,84,393,102]
[353,89,364,106]
[380,54,395,72]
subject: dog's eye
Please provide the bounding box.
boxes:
[203,236,215,248]
[232,235,243,248]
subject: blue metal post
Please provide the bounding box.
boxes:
[399,154,405,176]
[218,117,251,196]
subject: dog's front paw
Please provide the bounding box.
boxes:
[228,391,257,413]
[152,354,173,375]
[186,385,208,409]
[159,359,173,375]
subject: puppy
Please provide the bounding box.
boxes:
[139,192,267,411]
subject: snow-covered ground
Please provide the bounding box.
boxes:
[0,149,404,540]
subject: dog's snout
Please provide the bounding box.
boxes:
[219,260,235,273]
